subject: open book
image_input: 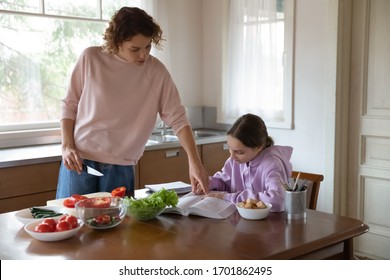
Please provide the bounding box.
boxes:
[162,192,236,219]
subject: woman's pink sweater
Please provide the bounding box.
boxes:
[61,47,189,165]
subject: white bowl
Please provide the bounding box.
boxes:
[24,218,84,242]
[236,202,272,220]
[15,206,66,225]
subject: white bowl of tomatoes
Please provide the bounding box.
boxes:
[75,197,127,230]
[24,215,83,242]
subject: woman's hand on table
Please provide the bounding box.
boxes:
[192,182,210,195]
[189,161,210,195]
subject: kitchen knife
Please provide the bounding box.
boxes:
[84,165,104,176]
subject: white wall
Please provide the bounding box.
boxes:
[154,0,204,106]
[270,0,338,213]
[162,0,338,213]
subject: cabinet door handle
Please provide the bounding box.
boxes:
[222,143,229,151]
[166,150,179,158]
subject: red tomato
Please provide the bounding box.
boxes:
[91,197,111,208]
[94,214,111,224]
[111,187,126,198]
[63,194,87,208]
[35,223,55,233]
[63,198,76,208]
[42,218,57,231]
[56,220,72,232]
[71,194,88,201]
[65,215,78,229]
[58,215,67,223]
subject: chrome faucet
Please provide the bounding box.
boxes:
[161,123,167,136]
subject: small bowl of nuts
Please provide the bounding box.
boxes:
[236,198,272,220]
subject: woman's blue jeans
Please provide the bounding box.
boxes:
[56,159,135,199]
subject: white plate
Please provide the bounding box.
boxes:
[15,206,65,225]
[24,219,84,242]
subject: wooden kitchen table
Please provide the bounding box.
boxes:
[0,204,368,260]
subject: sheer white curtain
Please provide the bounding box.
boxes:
[220,0,291,127]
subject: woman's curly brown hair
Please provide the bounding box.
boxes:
[102,7,164,54]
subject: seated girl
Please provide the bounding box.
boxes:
[207,113,293,212]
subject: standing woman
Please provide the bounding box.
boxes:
[206,114,293,212]
[57,7,209,198]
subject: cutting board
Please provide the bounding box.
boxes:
[46,192,111,216]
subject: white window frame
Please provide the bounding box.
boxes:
[219,0,295,129]
[0,1,144,148]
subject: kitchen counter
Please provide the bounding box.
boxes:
[0,131,227,168]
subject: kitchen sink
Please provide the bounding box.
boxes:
[146,139,160,146]
[192,129,226,139]
[148,134,179,143]
[146,128,226,146]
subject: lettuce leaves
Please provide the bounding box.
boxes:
[124,188,178,221]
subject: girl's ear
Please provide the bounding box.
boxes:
[260,143,266,150]
[256,145,265,154]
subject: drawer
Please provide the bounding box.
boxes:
[0,162,60,199]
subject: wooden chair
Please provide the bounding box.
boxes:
[291,171,324,210]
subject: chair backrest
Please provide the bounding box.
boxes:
[291,171,324,210]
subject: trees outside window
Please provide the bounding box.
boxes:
[0,0,142,147]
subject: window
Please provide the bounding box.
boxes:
[220,0,294,128]
[0,0,144,148]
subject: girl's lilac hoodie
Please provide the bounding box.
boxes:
[209,145,293,212]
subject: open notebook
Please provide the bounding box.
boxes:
[145,181,192,194]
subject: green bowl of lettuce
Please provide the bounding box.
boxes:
[124,188,178,221]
